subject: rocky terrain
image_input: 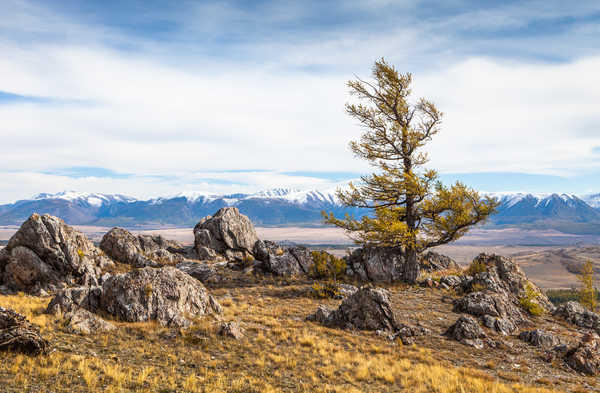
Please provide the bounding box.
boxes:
[0,208,599,392]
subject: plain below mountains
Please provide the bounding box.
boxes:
[1,189,600,234]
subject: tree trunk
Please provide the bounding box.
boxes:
[403,246,419,284]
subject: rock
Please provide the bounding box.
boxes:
[445,315,487,349]
[439,275,464,288]
[176,261,220,284]
[345,247,406,282]
[453,291,523,335]
[0,306,49,355]
[338,284,359,298]
[218,322,244,339]
[46,286,103,315]
[193,207,259,261]
[553,301,600,333]
[258,241,314,276]
[565,334,600,375]
[100,227,184,267]
[0,214,112,293]
[62,308,116,335]
[419,252,460,272]
[519,329,560,348]
[100,267,222,327]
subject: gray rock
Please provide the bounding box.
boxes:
[218,322,244,339]
[453,291,523,335]
[553,301,600,333]
[565,333,600,375]
[62,308,116,335]
[439,275,463,288]
[257,240,314,276]
[100,227,184,267]
[46,286,103,315]
[193,207,259,261]
[100,267,222,327]
[346,247,406,282]
[445,315,487,349]
[0,214,111,293]
[519,329,560,348]
[419,251,460,272]
[176,261,220,284]
[0,306,49,355]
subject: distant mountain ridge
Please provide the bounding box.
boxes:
[1,189,600,233]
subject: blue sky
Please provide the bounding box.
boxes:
[1,1,600,203]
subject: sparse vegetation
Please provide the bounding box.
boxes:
[466,258,489,276]
[309,251,346,281]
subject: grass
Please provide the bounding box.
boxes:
[0,287,573,393]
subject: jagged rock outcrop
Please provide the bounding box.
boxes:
[553,301,600,333]
[0,306,49,355]
[565,333,600,375]
[307,287,428,343]
[519,329,560,348]
[0,214,112,293]
[100,267,222,327]
[100,227,185,267]
[346,248,458,282]
[62,308,116,335]
[193,207,260,261]
[46,286,103,315]
[255,240,314,276]
[454,291,524,335]
[445,315,487,349]
[452,254,552,335]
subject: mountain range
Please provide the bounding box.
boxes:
[1,190,600,234]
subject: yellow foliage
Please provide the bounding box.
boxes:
[578,259,597,312]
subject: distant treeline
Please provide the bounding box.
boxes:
[546,288,600,305]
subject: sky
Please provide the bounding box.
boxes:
[1,0,600,204]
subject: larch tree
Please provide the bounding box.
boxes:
[324,59,499,283]
[578,259,597,312]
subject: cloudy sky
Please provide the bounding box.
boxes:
[1,0,600,203]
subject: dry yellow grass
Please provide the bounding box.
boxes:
[0,289,572,393]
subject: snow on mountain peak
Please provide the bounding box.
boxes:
[32,191,136,206]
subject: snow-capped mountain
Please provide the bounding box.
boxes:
[1,189,599,232]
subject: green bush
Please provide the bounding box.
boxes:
[465,258,488,276]
[519,283,545,316]
[311,281,340,299]
[309,251,346,281]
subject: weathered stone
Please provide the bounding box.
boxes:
[193,208,259,261]
[100,267,222,327]
[1,214,111,293]
[257,240,314,276]
[553,301,600,333]
[46,286,103,315]
[419,251,460,272]
[445,315,487,349]
[439,275,464,288]
[565,334,600,375]
[346,247,406,282]
[453,291,523,335]
[100,227,184,267]
[519,329,560,348]
[0,306,49,355]
[176,261,220,284]
[62,308,116,335]
[218,322,244,339]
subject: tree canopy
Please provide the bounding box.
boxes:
[324,59,498,283]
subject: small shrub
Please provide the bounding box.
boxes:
[465,258,488,276]
[310,251,346,281]
[77,249,85,259]
[240,253,255,268]
[144,284,153,298]
[470,283,486,293]
[311,281,340,299]
[275,248,284,256]
[519,283,545,316]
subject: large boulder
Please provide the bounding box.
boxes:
[519,329,561,348]
[0,306,49,355]
[62,308,116,335]
[176,261,220,285]
[193,208,260,261]
[0,214,112,293]
[307,287,428,342]
[419,251,460,272]
[553,301,600,333]
[100,227,185,267]
[46,286,103,315]
[565,333,600,375]
[100,267,222,327]
[454,291,524,335]
[445,315,487,349]
[255,240,314,276]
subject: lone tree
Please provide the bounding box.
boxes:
[578,259,597,312]
[324,59,498,283]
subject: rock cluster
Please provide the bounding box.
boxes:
[193,207,260,261]
[308,287,428,344]
[346,248,459,282]
[0,214,112,293]
[255,240,314,276]
[553,301,600,333]
[445,315,487,349]
[47,267,222,328]
[100,227,186,267]
[0,306,49,355]
[564,333,600,375]
[518,329,560,348]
